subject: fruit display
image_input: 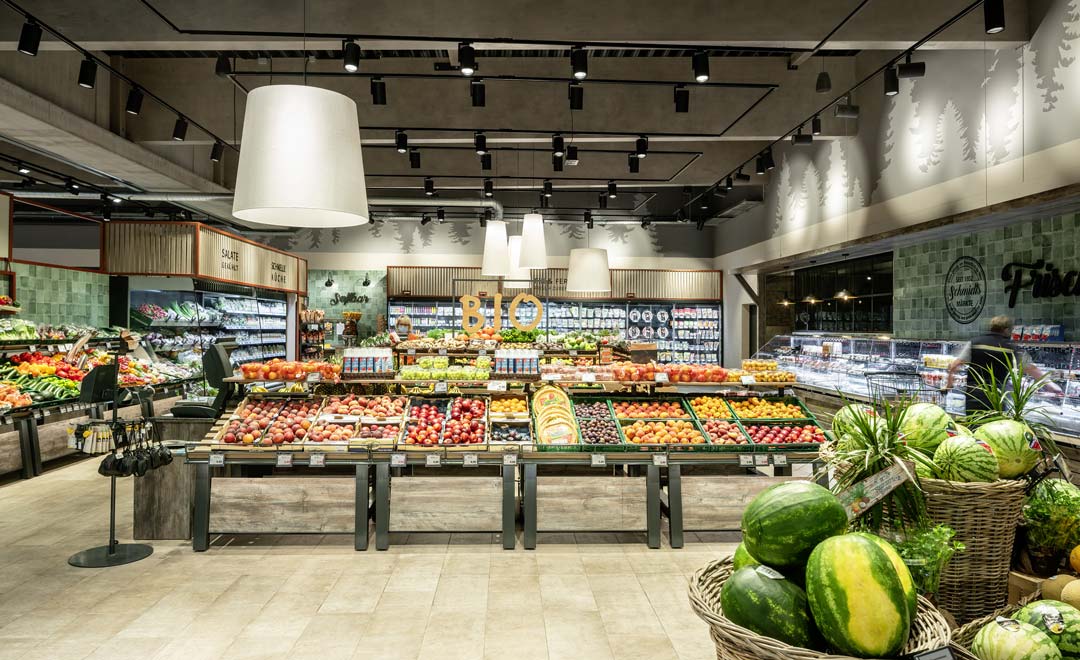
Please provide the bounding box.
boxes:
[703,420,747,445]
[720,566,819,648]
[741,482,848,569]
[899,402,952,453]
[743,424,826,445]
[611,400,689,419]
[306,422,355,443]
[689,396,732,419]
[221,400,283,444]
[0,383,33,410]
[356,423,399,440]
[490,423,531,444]
[929,435,999,482]
[489,396,527,416]
[621,420,705,445]
[733,542,760,570]
[728,397,807,420]
[1015,599,1080,658]
[402,401,446,447]
[265,399,321,444]
[442,398,486,446]
[742,359,778,372]
[572,400,612,418]
[747,370,796,383]
[724,369,751,382]
[972,616,1063,660]
[532,386,578,445]
[974,419,1041,479]
[320,393,366,417]
[578,417,621,445]
[239,359,341,382]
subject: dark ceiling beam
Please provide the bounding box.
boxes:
[789,0,876,68]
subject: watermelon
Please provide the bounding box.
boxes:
[932,435,1000,482]
[805,534,912,658]
[974,420,1041,479]
[832,404,874,437]
[1016,600,1080,659]
[720,565,819,649]
[900,402,952,454]
[972,618,1062,660]
[850,532,918,623]
[741,482,848,569]
[733,542,760,570]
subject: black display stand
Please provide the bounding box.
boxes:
[68,360,154,568]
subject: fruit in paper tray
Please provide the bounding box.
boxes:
[729,397,804,419]
[744,424,825,445]
[307,423,354,443]
[266,400,320,444]
[689,396,731,419]
[357,424,398,440]
[222,400,282,444]
[612,400,688,419]
[703,420,746,445]
[622,420,704,445]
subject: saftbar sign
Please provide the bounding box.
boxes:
[943,256,986,324]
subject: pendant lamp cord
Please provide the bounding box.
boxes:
[302,0,308,85]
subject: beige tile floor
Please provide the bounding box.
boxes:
[0,459,734,660]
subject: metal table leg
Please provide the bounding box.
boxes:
[523,462,537,550]
[13,414,35,479]
[646,464,661,549]
[354,464,370,551]
[375,462,391,551]
[192,463,211,552]
[667,464,684,549]
[774,464,793,477]
[502,464,516,550]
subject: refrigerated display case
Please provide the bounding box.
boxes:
[628,302,721,364]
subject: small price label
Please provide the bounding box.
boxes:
[784,388,794,397]
[407,348,416,355]
[569,350,578,356]
[740,375,757,385]
[654,373,669,383]
[434,381,448,393]
[772,454,788,466]
[754,454,769,466]
[276,453,294,468]
[306,372,322,383]
[739,454,755,467]
[209,452,225,466]
[463,453,478,467]
[390,453,406,467]
[438,348,448,356]
[477,349,487,356]
[487,380,507,392]
[590,453,607,467]
[537,350,544,356]
[425,453,442,467]
[502,453,518,466]
[309,452,326,467]
[652,454,668,466]
[28,345,36,353]
[542,374,559,381]
[581,373,596,383]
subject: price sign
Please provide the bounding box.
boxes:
[652,454,668,467]
[569,350,578,356]
[739,454,755,467]
[581,373,596,383]
[772,454,788,466]
[590,453,607,467]
[28,345,36,353]
[911,649,955,660]
[477,349,487,356]
[754,454,769,466]
[537,350,544,356]
[306,372,322,383]
[425,453,442,467]
[209,452,225,467]
[276,453,294,468]
[740,375,757,385]
[487,380,507,392]
[654,373,669,383]
[784,388,794,397]
[390,453,406,467]
[309,452,326,467]
[541,374,559,381]
[463,453,478,467]
[502,453,518,466]
[407,348,416,355]
[434,381,448,393]
[438,348,448,356]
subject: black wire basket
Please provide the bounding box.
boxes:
[865,371,946,407]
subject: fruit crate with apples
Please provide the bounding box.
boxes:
[264,397,327,449]
[614,418,714,451]
[350,421,402,450]
[211,396,287,449]
[439,397,489,451]
[723,395,815,422]
[737,420,830,451]
[400,398,449,451]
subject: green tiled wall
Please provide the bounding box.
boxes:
[306,269,387,337]
[894,215,1080,340]
[10,263,111,328]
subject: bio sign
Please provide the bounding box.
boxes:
[943,256,986,324]
[459,293,542,334]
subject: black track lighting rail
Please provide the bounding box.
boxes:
[359,125,753,140]
[790,0,876,68]
[364,144,701,156]
[2,0,237,155]
[0,154,156,212]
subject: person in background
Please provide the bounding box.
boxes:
[946,315,1063,415]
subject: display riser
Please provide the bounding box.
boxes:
[134,453,195,540]
[678,475,799,531]
[211,477,360,534]
[389,476,502,533]
[536,476,647,532]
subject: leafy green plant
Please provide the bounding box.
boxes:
[892,525,965,597]
[1024,478,1080,557]
[964,350,1060,461]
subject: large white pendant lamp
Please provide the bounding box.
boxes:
[503,235,532,289]
[518,213,548,269]
[481,220,510,276]
[232,84,369,227]
[566,248,611,293]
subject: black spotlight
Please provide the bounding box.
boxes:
[470,79,486,107]
[599,194,608,209]
[628,154,640,174]
[816,69,831,93]
[210,141,225,163]
[566,145,579,165]
[834,101,860,119]
[897,54,926,79]
[725,176,734,191]
[543,179,553,197]
[215,55,232,76]
[571,47,588,80]
[474,132,487,155]
[66,179,80,194]
[811,115,822,135]
[16,162,29,175]
[792,130,813,145]
[984,0,1005,34]
[552,134,565,158]
[325,276,335,288]
[735,169,751,182]
[17,19,42,57]
[409,148,421,169]
[395,129,408,153]
[883,65,899,97]
[424,177,435,196]
[763,147,775,170]
[78,57,97,89]
[459,43,477,76]
[584,210,593,229]
[641,217,652,228]
[342,40,361,72]
[674,85,689,113]
[483,178,494,197]
[481,152,492,170]
[607,181,617,199]
[755,156,766,175]
[568,82,583,110]
[125,87,144,116]
[370,77,387,105]
[692,51,710,83]
[552,154,564,172]
[437,208,446,223]
[102,204,112,221]
[172,117,188,141]
[635,136,648,159]
[420,214,432,226]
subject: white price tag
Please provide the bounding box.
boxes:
[390,453,407,467]
[773,454,788,466]
[477,349,487,356]
[306,372,322,383]
[654,373,669,383]
[276,453,294,468]
[542,374,559,381]
[502,453,518,466]
[438,348,448,356]
[784,388,794,397]
[28,345,36,353]
[740,375,757,385]
[434,381,448,393]
[463,453,478,467]
[652,454,668,466]
[590,453,607,467]
[425,453,442,467]
[739,454,755,467]
[754,454,769,466]
[309,452,326,467]
[209,452,225,466]
[581,373,596,383]
[487,380,508,392]
[407,348,416,355]
[569,350,578,356]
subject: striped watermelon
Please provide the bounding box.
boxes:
[932,435,1000,482]
[850,532,918,622]
[733,542,760,570]
[832,404,874,437]
[720,565,820,649]
[1016,600,1080,660]
[900,402,952,454]
[805,534,912,658]
[974,420,1041,479]
[972,618,1062,660]
[741,482,848,569]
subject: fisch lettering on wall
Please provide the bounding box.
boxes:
[1002,259,1080,308]
[944,256,986,324]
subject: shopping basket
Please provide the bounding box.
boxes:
[864,371,945,407]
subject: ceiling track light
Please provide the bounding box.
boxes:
[584,210,593,229]
[692,51,710,83]
[897,53,926,79]
[755,156,766,176]
[568,81,583,110]
[641,217,652,229]
[395,129,408,153]
[458,43,477,76]
[215,54,232,77]
[424,177,435,196]
[474,132,487,155]
[763,147,775,170]
[370,77,387,105]
[627,153,640,174]
[16,162,30,175]
[543,179,553,197]
[599,193,608,209]
[66,179,80,194]
[125,87,144,115]
[725,176,734,191]
[552,153,564,172]
[792,128,813,145]
[77,57,97,89]
[607,181,617,199]
[342,39,362,72]
[210,141,225,163]
[483,178,494,197]
[566,145,579,165]
[674,85,689,113]
[420,214,432,226]
[734,169,751,182]
[437,208,446,223]
[571,46,588,80]
[834,100,860,119]
[325,276,335,287]
[470,79,486,107]
[480,152,492,170]
[811,115,822,135]
[883,65,899,97]
[409,148,421,169]
[984,0,1005,34]
[17,19,42,57]
[635,135,648,159]
[172,117,188,141]
[551,134,565,157]
[101,205,111,221]
[539,193,549,208]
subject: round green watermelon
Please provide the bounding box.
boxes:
[733,542,760,571]
[972,617,1062,660]
[900,402,952,454]
[1016,599,1080,659]
[741,482,848,569]
[832,404,874,437]
[805,534,912,658]
[974,420,1041,479]
[720,565,819,649]
[932,435,1000,482]
[849,532,918,623]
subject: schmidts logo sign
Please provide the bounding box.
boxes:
[944,256,986,324]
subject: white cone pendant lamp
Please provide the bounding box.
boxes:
[519,213,548,269]
[233,85,369,227]
[566,248,611,293]
[504,235,531,289]
[481,220,510,276]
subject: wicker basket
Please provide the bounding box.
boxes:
[950,590,1041,650]
[689,557,952,660]
[920,477,1028,624]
